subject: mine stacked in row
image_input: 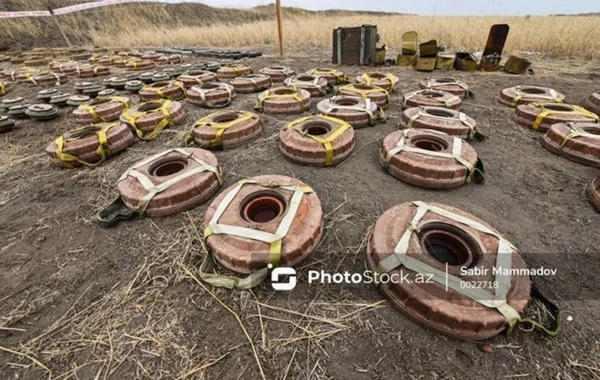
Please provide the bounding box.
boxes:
[496,85,600,169]
[1,49,597,341]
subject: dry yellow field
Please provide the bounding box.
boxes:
[0,2,598,58]
[93,14,600,58]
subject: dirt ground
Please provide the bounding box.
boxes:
[0,51,599,380]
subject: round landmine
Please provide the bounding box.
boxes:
[190,110,262,150]
[46,122,135,168]
[67,95,91,107]
[177,70,218,88]
[305,68,349,85]
[367,201,531,340]
[255,86,311,114]
[217,64,252,79]
[337,84,390,109]
[402,89,462,110]
[498,86,566,108]
[25,104,59,120]
[399,106,482,141]
[187,83,236,108]
[541,122,600,168]
[355,72,399,92]
[583,92,600,115]
[513,102,599,132]
[284,75,332,97]
[380,129,482,189]
[419,77,470,99]
[258,65,296,82]
[230,74,272,94]
[0,116,16,133]
[139,80,186,101]
[120,99,186,140]
[204,175,323,274]
[73,96,131,124]
[317,95,385,128]
[279,115,355,166]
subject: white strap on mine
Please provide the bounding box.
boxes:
[568,123,600,140]
[376,201,521,323]
[407,107,476,137]
[118,148,221,211]
[384,129,475,175]
[51,72,62,85]
[195,83,233,104]
[403,91,461,108]
[207,180,306,244]
[402,91,418,107]
[445,95,461,107]
[267,66,293,76]
[249,77,259,88]
[426,79,468,90]
[515,86,560,101]
[310,76,326,93]
[326,98,375,121]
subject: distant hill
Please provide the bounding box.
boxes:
[0,1,404,48]
[552,12,600,16]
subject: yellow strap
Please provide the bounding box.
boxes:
[285,115,351,166]
[532,104,599,130]
[254,89,308,112]
[54,123,118,168]
[78,97,130,123]
[119,148,222,213]
[225,64,248,76]
[79,104,103,122]
[0,82,5,95]
[121,100,174,140]
[559,123,600,148]
[361,73,399,90]
[189,110,256,149]
[339,84,390,109]
[142,81,185,100]
[308,68,349,84]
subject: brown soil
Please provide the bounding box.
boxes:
[0,53,599,380]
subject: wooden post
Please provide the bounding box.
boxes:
[47,0,71,47]
[52,16,72,47]
[276,0,284,56]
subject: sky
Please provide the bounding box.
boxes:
[195,0,599,16]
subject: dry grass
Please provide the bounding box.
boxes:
[0,200,385,379]
[0,2,598,58]
[90,14,600,59]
